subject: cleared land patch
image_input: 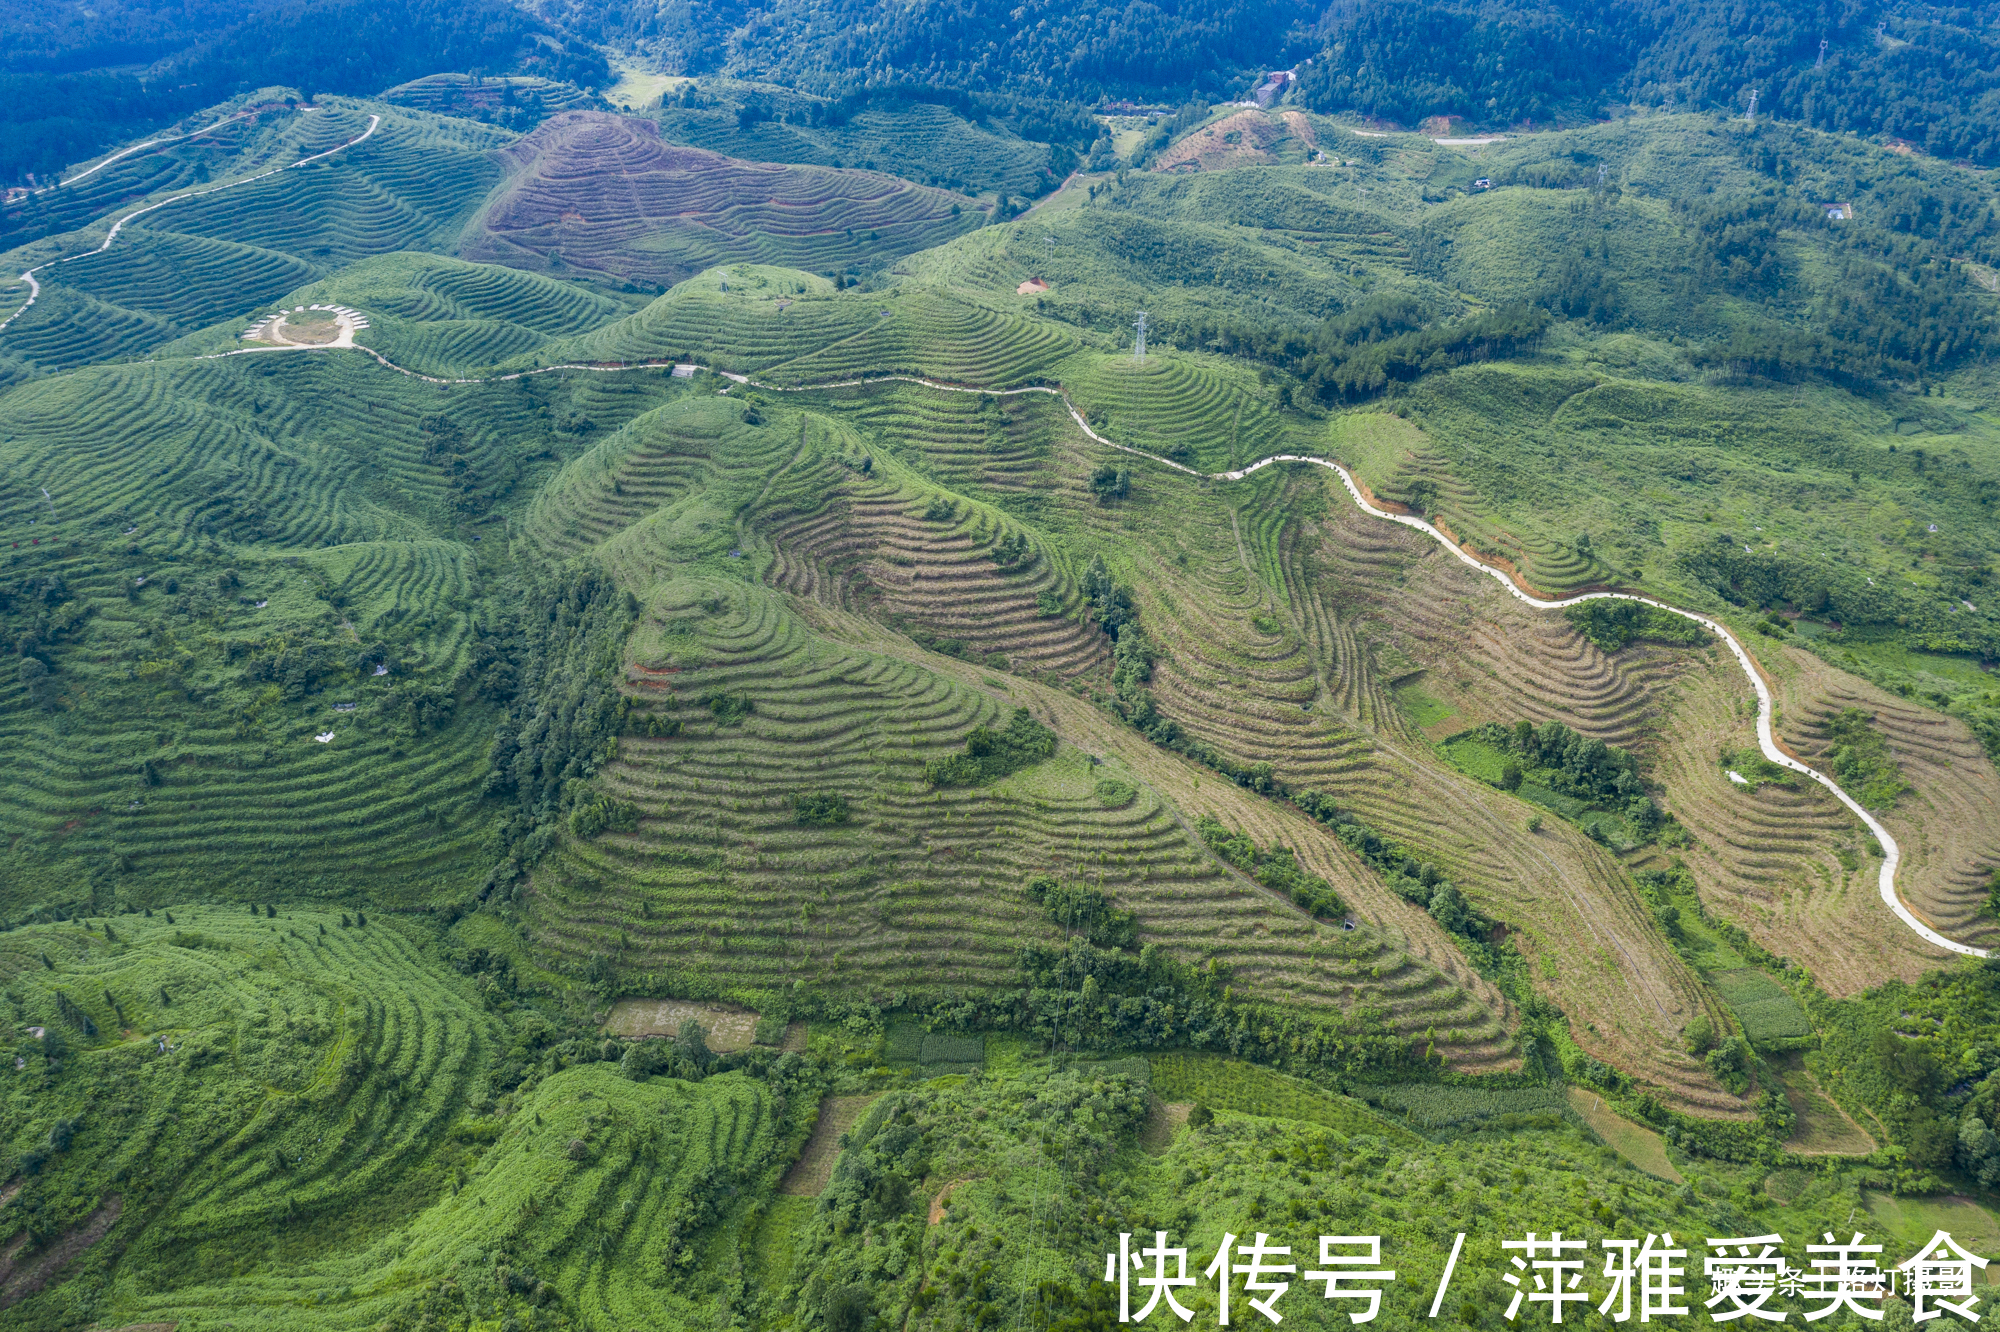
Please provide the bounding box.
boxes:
[1566,1088,1683,1181]
[603,998,761,1049]
[1770,1053,1876,1156]
[781,1094,882,1196]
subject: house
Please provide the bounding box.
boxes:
[1251,70,1294,108]
[1826,202,1853,221]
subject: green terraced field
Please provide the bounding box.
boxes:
[0,907,816,1329]
[2,75,1999,1329]
[2,101,510,375]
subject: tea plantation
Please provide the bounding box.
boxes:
[0,50,1997,1332]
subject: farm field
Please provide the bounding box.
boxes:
[0,44,1998,1329]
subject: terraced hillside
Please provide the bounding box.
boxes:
[0,346,687,914]
[7,43,2000,1332]
[655,94,1070,200]
[0,906,817,1330]
[513,389,1515,1067]
[461,112,984,288]
[2,102,511,375]
[277,251,634,377]
[1773,649,2000,960]
[380,72,599,123]
[543,264,1080,389]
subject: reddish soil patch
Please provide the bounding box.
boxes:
[928,1177,977,1224]
[1016,278,1050,295]
[1152,110,1311,173]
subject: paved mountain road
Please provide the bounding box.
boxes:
[0,113,381,334]
[106,335,1994,959]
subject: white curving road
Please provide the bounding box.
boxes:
[1219,454,1985,960]
[20,109,254,199]
[0,113,382,334]
[145,340,1989,960]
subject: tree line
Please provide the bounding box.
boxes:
[0,0,608,187]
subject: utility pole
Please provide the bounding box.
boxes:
[1133,310,1147,360]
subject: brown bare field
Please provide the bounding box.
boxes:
[1151,110,1315,173]
[463,111,979,287]
[781,1095,881,1197]
[603,998,760,1050]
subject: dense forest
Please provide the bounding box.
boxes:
[1296,0,2000,163]
[573,0,2000,165]
[10,0,2000,186]
[0,0,607,186]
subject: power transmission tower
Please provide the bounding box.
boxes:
[1745,89,1759,121]
[1133,310,1147,360]
[1816,38,1828,67]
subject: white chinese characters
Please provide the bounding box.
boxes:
[1099,1231,1990,1326]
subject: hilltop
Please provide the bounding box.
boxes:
[462,111,983,287]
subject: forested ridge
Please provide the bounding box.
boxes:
[576,0,2000,165]
[0,0,607,186]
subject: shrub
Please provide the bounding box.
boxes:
[1684,1014,1716,1055]
[1564,600,1708,652]
[571,796,640,839]
[924,708,1057,786]
[704,691,754,724]
[825,1286,872,1332]
[793,792,851,826]
[1197,816,1345,919]
[1090,465,1130,505]
[1825,708,1908,808]
[1026,874,1137,949]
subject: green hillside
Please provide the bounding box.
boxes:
[0,101,512,375]
[1,25,1999,1329]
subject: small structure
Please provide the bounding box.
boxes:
[1825,201,1853,221]
[1473,177,1493,190]
[1251,70,1294,108]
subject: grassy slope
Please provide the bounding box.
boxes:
[0,345,689,913]
[0,101,512,376]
